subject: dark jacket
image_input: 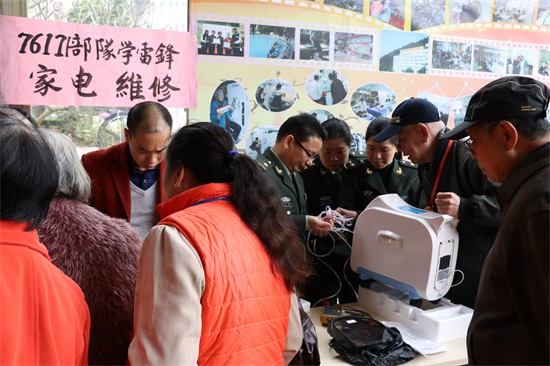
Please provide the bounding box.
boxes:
[408,134,500,308]
[301,156,362,216]
[339,158,418,213]
[300,156,362,305]
[38,197,141,365]
[256,148,307,234]
[330,78,346,105]
[467,143,549,365]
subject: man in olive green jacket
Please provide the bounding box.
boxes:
[256,113,332,239]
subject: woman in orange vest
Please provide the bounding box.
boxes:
[128,122,309,365]
[0,112,90,365]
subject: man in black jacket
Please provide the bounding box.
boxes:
[374,97,501,309]
[442,76,549,365]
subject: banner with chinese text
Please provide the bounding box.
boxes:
[0,15,198,108]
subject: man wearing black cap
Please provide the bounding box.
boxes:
[374,97,500,309]
[442,76,549,365]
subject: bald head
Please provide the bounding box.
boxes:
[126,101,173,135]
[426,120,446,136]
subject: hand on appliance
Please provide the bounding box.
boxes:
[434,192,461,218]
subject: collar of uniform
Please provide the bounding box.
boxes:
[364,158,402,174]
[344,158,357,169]
[268,147,292,177]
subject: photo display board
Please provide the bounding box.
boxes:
[190,0,550,154]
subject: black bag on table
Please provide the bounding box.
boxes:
[327,315,418,366]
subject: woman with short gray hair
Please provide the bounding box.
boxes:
[38,129,142,366]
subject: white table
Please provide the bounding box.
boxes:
[309,304,468,366]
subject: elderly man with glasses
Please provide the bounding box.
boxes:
[373,97,501,309]
[442,76,550,365]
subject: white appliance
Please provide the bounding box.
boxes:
[351,194,459,302]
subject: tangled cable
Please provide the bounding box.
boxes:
[306,206,356,307]
[320,206,354,238]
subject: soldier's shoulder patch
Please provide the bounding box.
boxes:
[256,159,272,171]
[398,159,417,169]
[301,162,323,176]
[302,160,317,171]
[344,158,364,171]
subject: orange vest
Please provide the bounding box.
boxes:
[157,183,291,365]
[0,221,90,365]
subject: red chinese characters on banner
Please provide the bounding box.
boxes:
[0,15,198,108]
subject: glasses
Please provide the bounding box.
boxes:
[294,138,318,161]
[460,121,498,153]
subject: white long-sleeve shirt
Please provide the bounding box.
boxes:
[307,80,323,101]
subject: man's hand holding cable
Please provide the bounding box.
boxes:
[308,215,333,237]
[335,207,358,220]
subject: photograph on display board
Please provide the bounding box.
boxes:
[249,24,295,60]
[411,0,445,30]
[197,20,244,56]
[369,0,383,19]
[369,0,389,21]
[325,0,365,13]
[452,95,473,127]
[368,0,405,29]
[190,0,549,148]
[506,49,536,75]
[492,0,537,24]
[537,0,550,25]
[350,82,396,120]
[351,131,367,152]
[431,40,473,71]
[210,80,249,143]
[299,29,330,61]
[308,109,335,123]
[334,32,374,64]
[538,50,550,76]
[255,78,297,112]
[379,30,429,74]
[473,44,506,73]
[244,126,279,158]
[305,69,349,106]
[449,0,491,24]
